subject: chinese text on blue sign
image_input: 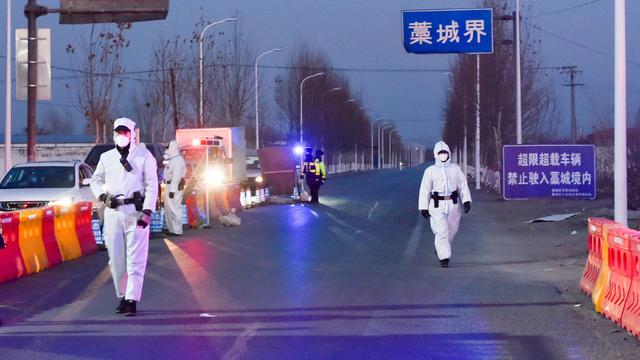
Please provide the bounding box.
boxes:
[402,9,493,54]
[503,145,596,200]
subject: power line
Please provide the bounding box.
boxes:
[525,0,602,19]
[525,19,640,68]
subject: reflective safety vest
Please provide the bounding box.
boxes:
[303,160,316,175]
[314,159,326,180]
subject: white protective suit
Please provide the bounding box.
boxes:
[418,141,472,260]
[163,141,187,235]
[90,118,158,302]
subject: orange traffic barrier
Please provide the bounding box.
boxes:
[74,202,97,256]
[602,227,639,324]
[53,205,82,261]
[622,233,640,337]
[593,222,626,313]
[581,218,616,295]
[18,209,50,274]
[0,212,26,284]
[41,207,62,267]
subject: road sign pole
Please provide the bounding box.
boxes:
[25,0,42,162]
[515,1,522,144]
[614,0,628,226]
[475,54,481,189]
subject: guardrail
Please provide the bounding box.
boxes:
[0,202,97,285]
[580,218,640,337]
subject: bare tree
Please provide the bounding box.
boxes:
[443,0,556,169]
[30,108,75,135]
[66,23,131,143]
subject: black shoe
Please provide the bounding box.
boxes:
[121,300,137,316]
[439,258,450,268]
[115,298,126,314]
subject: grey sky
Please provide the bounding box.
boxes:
[1,0,639,148]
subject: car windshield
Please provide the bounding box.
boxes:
[84,145,115,168]
[0,166,75,189]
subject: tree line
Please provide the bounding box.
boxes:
[61,15,404,166]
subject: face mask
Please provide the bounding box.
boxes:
[114,134,130,148]
[438,153,449,162]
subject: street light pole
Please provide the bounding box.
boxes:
[381,125,392,168]
[255,47,284,149]
[372,117,383,169]
[299,72,325,143]
[389,129,398,168]
[475,54,481,190]
[515,0,522,144]
[199,17,238,128]
[614,0,628,225]
[377,122,388,169]
[321,87,343,148]
[5,0,12,172]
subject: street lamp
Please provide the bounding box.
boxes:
[255,47,285,149]
[199,17,239,128]
[381,125,393,169]
[377,122,389,169]
[320,87,343,147]
[372,117,384,169]
[389,129,398,168]
[299,72,325,143]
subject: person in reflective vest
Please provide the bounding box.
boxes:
[309,149,327,203]
[418,141,471,268]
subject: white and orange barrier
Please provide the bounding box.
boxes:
[0,202,97,285]
[580,218,640,337]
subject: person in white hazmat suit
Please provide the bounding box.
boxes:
[90,118,158,315]
[418,141,471,268]
[163,140,186,235]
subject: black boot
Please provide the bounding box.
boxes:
[439,258,450,268]
[115,298,126,314]
[121,300,137,316]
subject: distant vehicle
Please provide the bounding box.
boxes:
[84,143,166,173]
[399,162,406,170]
[245,150,263,189]
[0,161,97,211]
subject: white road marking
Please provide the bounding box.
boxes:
[367,202,380,220]
[221,323,260,360]
[401,214,425,265]
[309,209,320,219]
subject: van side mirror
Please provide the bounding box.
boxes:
[81,178,91,187]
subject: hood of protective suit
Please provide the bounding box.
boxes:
[113,117,137,149]
[165,140,180,159]
[433,141,451,167]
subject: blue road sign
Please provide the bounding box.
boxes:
[402,9,493,54]
[503,145,596,200]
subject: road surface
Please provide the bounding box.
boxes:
[0,165,638,359]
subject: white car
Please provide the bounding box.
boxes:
[0,161,97,211]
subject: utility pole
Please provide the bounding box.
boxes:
[169,68,179,135]
[561,66,584,144]
[24,1,47,162]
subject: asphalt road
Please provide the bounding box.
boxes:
[0,165,639,359]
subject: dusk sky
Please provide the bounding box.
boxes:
[1,0,639,148]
